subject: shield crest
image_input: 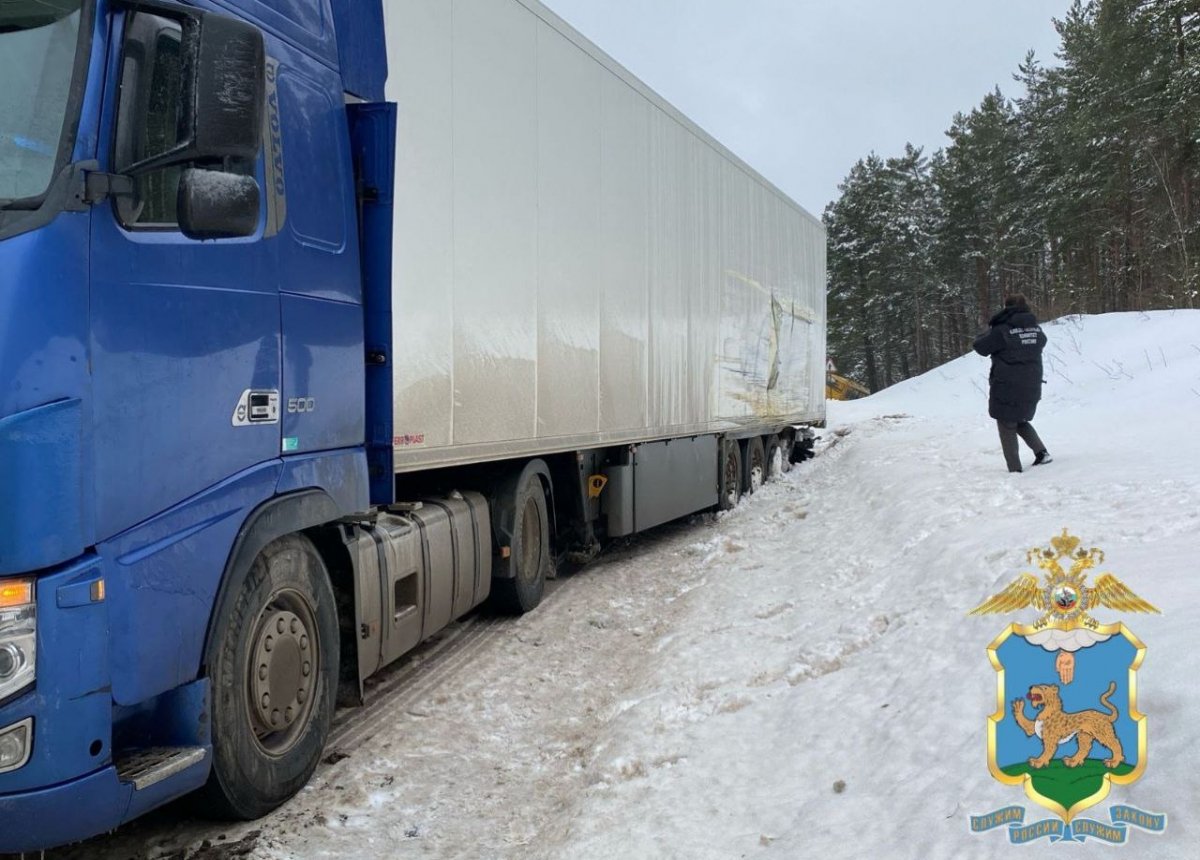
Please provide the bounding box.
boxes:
[987,622,1145,821]
[969,531,1168,844]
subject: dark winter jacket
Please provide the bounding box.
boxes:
[972,305,1047,423]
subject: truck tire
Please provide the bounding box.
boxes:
[490,473,550,614]
[744,436,766,493]
[720,440,742,510]
[764,435,783,481]
[778,434,794,473]
[200,534,339,820]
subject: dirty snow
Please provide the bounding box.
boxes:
[52,311,1200,859]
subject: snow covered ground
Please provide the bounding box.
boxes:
[51,311,1200,859]
[525,310,1200,859]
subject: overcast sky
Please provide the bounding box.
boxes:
[539,0,1072,217]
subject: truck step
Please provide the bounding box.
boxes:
[115,746,207,790]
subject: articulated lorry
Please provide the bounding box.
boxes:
[0,0,825,849]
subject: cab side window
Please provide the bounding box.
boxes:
[136,27,183,224]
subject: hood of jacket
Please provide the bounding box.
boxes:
[989,305,1038,328]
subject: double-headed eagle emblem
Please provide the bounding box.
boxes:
[970,529,1159,630]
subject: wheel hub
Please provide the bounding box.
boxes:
[250,606,315,746]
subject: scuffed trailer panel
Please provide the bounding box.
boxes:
[383,0,826,472]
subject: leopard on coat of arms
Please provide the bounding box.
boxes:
[1011,681,1124,770]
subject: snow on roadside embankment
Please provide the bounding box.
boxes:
[538,311,1200,860]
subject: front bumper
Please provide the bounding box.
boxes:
[0,552,214,852]
[0,766,131,853]
[0,556,111,793]
[0,555,123,851]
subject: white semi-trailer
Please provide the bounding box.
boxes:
[386,0,826,478]
[360,0,827,616]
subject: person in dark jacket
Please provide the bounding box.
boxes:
[973,294,1052,473]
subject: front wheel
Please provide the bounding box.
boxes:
[200,534,339,820]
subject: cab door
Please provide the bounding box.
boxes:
[89,9,280,541]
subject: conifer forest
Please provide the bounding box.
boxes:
[825,0,1200,391]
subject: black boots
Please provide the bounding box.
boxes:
[1033,450,1053,466]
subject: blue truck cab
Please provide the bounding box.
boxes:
[0,1,394,849]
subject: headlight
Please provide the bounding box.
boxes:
[0,578,35,701]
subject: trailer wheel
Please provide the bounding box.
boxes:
[490,473,550,614]
[777,435,794,474]
[744,437,766,494]
[764,435,783,481]
[720,441,742,510]
[201,534,339,820]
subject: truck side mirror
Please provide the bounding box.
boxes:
[177,168,260,240]
[117,1,265,175]
[183,12,265,164]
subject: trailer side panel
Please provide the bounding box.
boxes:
[384,0,826,473]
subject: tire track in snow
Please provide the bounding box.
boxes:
[327,616,501,753]
[326,573,580,755]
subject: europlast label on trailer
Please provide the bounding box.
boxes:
[967,530,1168,846]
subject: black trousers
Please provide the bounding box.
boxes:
[997,420,1045,472]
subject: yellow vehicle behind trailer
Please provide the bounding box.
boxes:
[825,371,870,401]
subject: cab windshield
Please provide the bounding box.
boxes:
[0,0,85,205]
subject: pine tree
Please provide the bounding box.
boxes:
[826,0,1200,393]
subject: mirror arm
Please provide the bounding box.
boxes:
[82,172,136,205]
[111,0,198,179]
[122,142,195,177]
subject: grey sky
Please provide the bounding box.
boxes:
[539,0,1072,217]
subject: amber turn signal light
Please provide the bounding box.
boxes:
[0,580,34,609]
